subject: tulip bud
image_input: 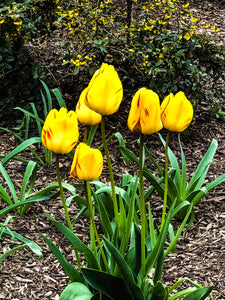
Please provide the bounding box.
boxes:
[128,88,163,134]
[70,143,103,181]
[85,63,123,115]
[160,91,193,132]
[76,87,102,125]
[42,107,79,154]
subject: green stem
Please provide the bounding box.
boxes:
[85,181,108,271]
[83,125,89,144]
[101,116,119,226]
[56,155,81,271]
[139,134,146,288]
[161,131,170,229]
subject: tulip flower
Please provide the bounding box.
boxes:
[70,143,103,181]
[42,107,79,154]
[85,63,123,115]
[160,91,193,132]
[76,87,102,125]
[127,87,163,134]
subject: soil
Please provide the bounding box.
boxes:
[1,1,225,300]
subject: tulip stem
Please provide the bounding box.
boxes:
[101,116,119,226]
[161,131,170,230]
[83,125,88,144]
[55,155,81,271]
[139,134,146,288]
[85,181,108,271]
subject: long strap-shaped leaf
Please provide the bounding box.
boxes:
[1,137,42,166]
[19,161,37,202]
[103,237,144,300]
[45,213,100,270]
[0,162,18,203]
[0,193,54,218]
[3,228,43,258]
[187,139,218,194]
[42,234,84,283]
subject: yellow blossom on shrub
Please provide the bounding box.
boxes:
[160,91,193,132]
[70,143,103,181]
[42,107,79,154]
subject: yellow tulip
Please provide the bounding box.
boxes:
[160,91,193,132]
[85,63,123,115]
[70,143,103,181]
[76,87,102,125]
[127,88,163,134]
[42,107,79,154]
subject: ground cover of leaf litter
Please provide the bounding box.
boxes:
[0,0,225,299]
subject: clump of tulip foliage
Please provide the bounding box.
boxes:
[39,62,224,300]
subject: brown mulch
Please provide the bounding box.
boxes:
[1,1,225,300]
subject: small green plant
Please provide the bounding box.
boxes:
[0,216,43,263]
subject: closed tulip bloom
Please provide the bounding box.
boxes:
[42,107,79,154]
[85,63,123,115]
[76,87,102,125]
[160,91,193,132]
[70,143,103,181]
[128,88,163,134]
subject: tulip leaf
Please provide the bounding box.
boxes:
[3,228,43,258]
[0,193,55,218]
[0,244,28,263]
[92,190,113,239]
[59,282,93,300]
[1,137,42,166]
[82,268,134,300]
[182,286,213,300]
[52,88,67,108]
[42,234,84,283]
[187,139,218,194]
[45,213,100,270]
[103,237,144,300]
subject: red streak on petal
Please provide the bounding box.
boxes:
[144,108,149,117]
[77,102,81,110]
[78,163,81,170]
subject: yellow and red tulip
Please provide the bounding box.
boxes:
[76,87,102,125]
[85,63,123,115]
[128,88,163,134]
[160,91,193,132]
[70,143,103,181]
[42,107,79,154]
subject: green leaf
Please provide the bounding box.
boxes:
[3,228,43,258]
[45,213,100,270]
[182,286,213,300]
[0,162,18,203]
[0,193,54,218]
[42,234,84,283]
[187,139,218,194]
[40,80,52,112]
[19,161,37,202]
[0,244,27,263]
[1,137,42,166]
[59,282,93,300]
[149,281,168,300]
[103,237,144,300]
[87,124,98,146]
[92,190,113,239]
[52,88,67,108]
[82,268,133,300]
